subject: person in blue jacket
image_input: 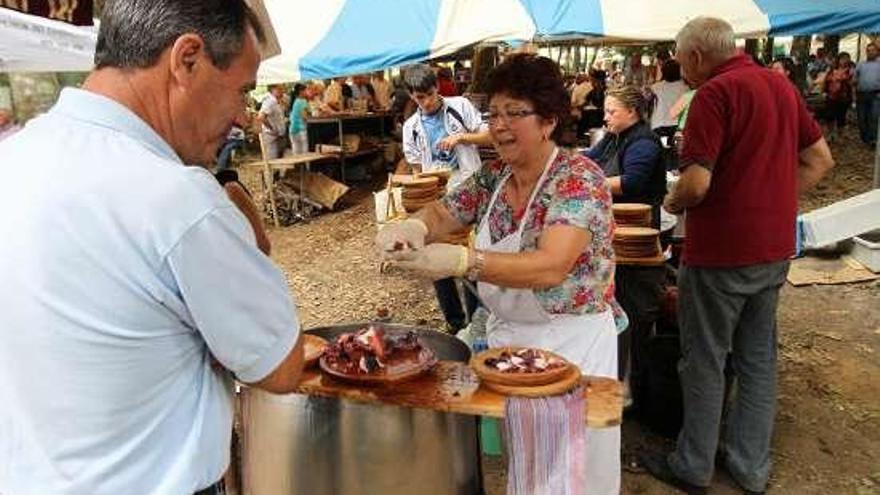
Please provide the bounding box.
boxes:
[585,85,668,413]
[585,85,665,228]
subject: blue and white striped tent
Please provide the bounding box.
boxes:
[3,1,879,77]
[259,0,880,82]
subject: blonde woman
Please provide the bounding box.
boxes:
[585,85,666,228]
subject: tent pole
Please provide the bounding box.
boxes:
[875,115,880,189]
[858,34,862,63]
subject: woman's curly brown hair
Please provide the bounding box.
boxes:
[485,53,570,141]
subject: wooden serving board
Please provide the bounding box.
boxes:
[294,360,622,428]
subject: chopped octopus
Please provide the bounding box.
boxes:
[484,348,566,374]
[322,326,425,375]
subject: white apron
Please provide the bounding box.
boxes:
[477,147,621,495]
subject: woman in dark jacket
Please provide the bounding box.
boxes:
[585,85,665,228]
[585,86,667,412]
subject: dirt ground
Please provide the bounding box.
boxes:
[250,124,880,494]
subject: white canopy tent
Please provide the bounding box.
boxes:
[3,1,880,80]
[257,0,880,83]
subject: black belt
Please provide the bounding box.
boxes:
[194,479,225,495]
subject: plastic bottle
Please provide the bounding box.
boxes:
[470,307,489,352]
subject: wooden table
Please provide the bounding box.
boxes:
[295,361,623,428]
[242,152,333,227]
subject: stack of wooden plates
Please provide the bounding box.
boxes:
[393,176,440,213]
[614,226,662,260]
[612,203,652,228]
[417,170,451,191]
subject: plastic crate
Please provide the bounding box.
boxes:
[800,189,880,248]
[852,230,880,273]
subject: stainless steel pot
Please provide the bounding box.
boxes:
[239,323,482,495]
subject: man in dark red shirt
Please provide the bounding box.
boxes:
[640,17,834,495]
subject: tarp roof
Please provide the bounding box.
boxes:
[4,1,880,78]
[259,0,880,82]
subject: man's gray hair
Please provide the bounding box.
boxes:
[94,0,266,70]
[403,64,438,93]
[675,17,736,61]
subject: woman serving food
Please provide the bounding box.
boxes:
[376,53,621,494]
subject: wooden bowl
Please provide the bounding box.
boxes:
[480,366,582,397]
[391,174,416,185]
[470,347,575,387]
[614,226,660,238]
[303,334,328,368]
[417,170,451,186]
[402,177,439,188]
[613,203,651,213]
[402,188,439,200]
[612,203,653,227]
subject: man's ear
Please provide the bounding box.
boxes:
[692,49,705,73]
[169,33,207,86]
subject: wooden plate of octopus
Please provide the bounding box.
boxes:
[319,325,438,385]
[470,347,576,387]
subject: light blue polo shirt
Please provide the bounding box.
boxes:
[0,88,300,494]
[856,59,880,92]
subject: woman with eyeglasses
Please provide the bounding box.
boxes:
[376,53,621,494]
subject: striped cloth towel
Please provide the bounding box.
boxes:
[504,387,586,495]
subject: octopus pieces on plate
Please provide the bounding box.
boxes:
[322,326,424,375]
[484,348,566,374]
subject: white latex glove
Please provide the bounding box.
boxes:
[389,243,470,280]
[375,218,428,256]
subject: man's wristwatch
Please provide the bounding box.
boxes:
[466,249,486,281]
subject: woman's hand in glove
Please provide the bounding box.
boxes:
[375,218,428,257]
[388,244,470,280]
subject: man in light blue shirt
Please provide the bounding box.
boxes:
[855,42,880,145]
[0,2,304,494]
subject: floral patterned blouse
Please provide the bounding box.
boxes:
[442,148,617,316]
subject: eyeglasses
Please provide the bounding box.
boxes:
[486,109,537,126]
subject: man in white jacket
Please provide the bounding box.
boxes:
[402,64,490,190]
[401,64,491,331]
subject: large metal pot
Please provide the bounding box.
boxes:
[239,323,482,495]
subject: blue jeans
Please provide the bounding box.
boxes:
[216,138,244,171]
[855,91,880,144]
